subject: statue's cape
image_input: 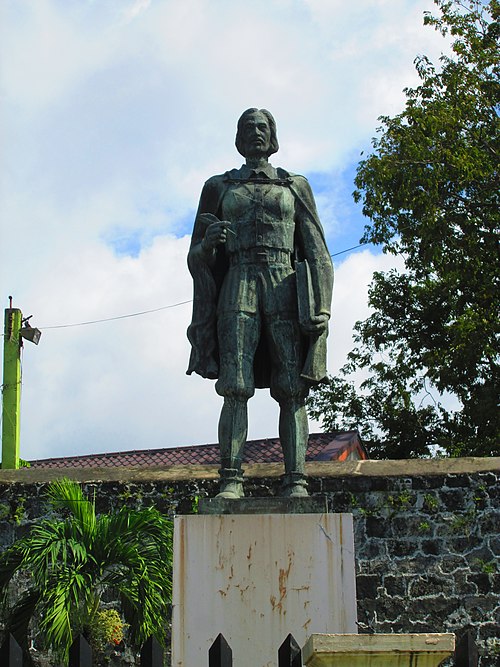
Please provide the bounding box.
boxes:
[186,167,332,386]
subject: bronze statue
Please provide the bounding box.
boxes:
[187,109,333,498]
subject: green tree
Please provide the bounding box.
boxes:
[0,478,173,664]
[308,0,499,458]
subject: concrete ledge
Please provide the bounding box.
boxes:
[0,457,497,484]
[303,633,455,667]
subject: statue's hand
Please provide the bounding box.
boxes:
[301,313,329,336]
[201,221,233,251]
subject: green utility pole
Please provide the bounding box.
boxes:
[2,305,22,469]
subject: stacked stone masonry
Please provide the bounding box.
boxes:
[0,461,498,666]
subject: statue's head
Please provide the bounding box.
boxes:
[235,108,279,158]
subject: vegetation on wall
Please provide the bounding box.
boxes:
[0,478,173,665]
[308,0,499,458]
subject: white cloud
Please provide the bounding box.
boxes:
[17,242,403,460]
[122,0,151,24]
[0,0,451,460]
[328,249,405,375]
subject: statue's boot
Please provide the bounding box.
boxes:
[217,467,245,499]
[216,397,248,499]
[279,398,309,497]
[281,471,308,497]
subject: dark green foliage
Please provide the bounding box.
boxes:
[309,0,499,457]
[0,478,173,664]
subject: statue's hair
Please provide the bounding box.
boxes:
[235,108,279,158]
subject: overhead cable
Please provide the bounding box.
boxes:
[34,240,372,331]
[39,300,193,330]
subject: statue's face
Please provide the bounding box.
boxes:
[241,111,272,158]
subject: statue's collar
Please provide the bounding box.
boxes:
[224,164,292,184]
[237,163,278,179]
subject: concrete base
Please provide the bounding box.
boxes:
[172,513,357,667]
[303,634,455,667]
[199,495,329,515]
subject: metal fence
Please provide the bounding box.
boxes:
[0,629,479,666]
[209,633,302,667]
[207,631,479,667]
[0,633,164,667]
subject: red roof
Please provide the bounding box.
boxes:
[29,431,367,469]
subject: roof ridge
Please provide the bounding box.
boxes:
[30,431,342,464]
[28,431,364,469]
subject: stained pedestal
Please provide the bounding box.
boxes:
[172,512,357,667]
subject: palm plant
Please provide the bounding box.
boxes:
[0,478,173,664]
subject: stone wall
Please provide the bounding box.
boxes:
[0,458,498,665]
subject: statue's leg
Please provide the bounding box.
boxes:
[278,398,309,496]
[217,396,248,498]
[215,310,260,498]
[267,317,309,497]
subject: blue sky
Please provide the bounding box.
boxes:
[0,0,450,460]
[101,164,368,259]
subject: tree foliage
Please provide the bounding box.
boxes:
[308,0,499,458]
[0,478,173,664]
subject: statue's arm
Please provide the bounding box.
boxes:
[186,178,226,378]
[188,178,222,269]
[294,177,334,320]
[188,176,231,270]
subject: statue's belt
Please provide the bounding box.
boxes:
[228,248,292,265]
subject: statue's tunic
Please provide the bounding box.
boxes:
[187,163,333,394]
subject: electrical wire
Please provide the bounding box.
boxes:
[331,243,366,257]
[39,300,193,330]
[27,240,372,332]
[1,243,368,333]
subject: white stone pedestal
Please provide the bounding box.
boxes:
[303,633,455,667]
[172,513,357,667]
